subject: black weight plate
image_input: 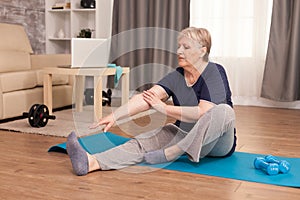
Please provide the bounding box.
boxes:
[33,104,49,128]
[28,104,40,127]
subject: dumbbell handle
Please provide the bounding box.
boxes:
[265,155,291,173]
[46,115,56,120]
[41,113,56,120]
[23,112,56,120]
[23,112,29,117]
[265,155,287,164]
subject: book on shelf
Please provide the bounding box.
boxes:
[52,3,70,10]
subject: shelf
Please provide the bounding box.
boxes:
[46,0,113,54]
[48,9,71,13]
[72,9,96,12]
[48,37,72,41]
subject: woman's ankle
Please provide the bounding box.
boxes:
[87,153,101,172]
[164,145,184,161]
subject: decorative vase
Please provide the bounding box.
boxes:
[57,29,65,38]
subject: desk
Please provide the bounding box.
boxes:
[43,67,129,121]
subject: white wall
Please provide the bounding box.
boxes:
[96,0,114,38]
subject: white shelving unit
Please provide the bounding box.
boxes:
[45,0,113,54]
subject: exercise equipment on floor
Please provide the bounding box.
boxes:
[254,157,279,175]
[264,155,291,174]
[254,155,291,175]
[84,88,112,106]
[23,104,56,128]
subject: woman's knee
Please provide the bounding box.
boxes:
[206,127,235,157]
[203,104,235,137]
[214,103,234,112]
[212,104,235,121]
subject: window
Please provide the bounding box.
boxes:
[190,0,273,58]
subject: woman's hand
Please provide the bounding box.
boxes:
[143,90,167,114]
[89,113,115,132]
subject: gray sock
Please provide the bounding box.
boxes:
[144,149,168,164]
[66,131,89,176]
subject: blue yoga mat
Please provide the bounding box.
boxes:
[48,132,300,188]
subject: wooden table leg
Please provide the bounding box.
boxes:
[121,72,129,105]
[94,76,102,122]
[75,75,85,112]
[43,73,53,115]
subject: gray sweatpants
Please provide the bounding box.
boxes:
[94,104,236,170]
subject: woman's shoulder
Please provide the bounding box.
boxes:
[208,61,225,70]
[165,67,184,77]
[158,67,184,84]
[205,62,228,75]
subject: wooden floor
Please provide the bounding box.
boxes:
[1,106,300,200]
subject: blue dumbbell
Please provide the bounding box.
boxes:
[254,157,279,175]
[265,155,291,174]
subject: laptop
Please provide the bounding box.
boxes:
[71,38,110,68]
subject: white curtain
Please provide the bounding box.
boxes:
[190,0,297,108]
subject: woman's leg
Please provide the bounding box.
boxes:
[199,125,235,158]
[67,124,186,175]
[94,124,186,170]
[144,104,236,164]
[178,104,235,162]
[93,139,145,170]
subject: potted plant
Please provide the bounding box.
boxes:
[77,28,94,38]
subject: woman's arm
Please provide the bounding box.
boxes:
[166,100,214,122]
[90,85,168,132]
[143,90,214,122]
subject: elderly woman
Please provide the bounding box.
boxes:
[66,27,237,176]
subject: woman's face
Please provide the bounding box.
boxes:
[177,36,205,68]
